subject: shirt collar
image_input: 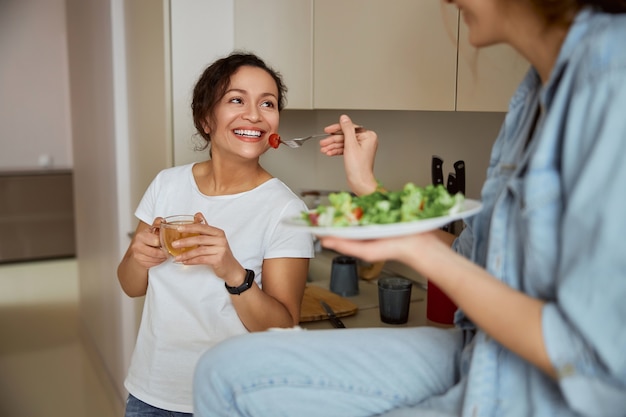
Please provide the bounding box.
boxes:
[541,7,595,109]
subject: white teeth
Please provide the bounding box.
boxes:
[234,129,261,138]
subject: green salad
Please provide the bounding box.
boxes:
[303,183,464,227]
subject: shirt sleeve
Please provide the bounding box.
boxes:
[542,63,626,415]
[265,197,315,259]
[134,171,161,225]
[452,221,474,259]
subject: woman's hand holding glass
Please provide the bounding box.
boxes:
[167,212,244,282]
[129,218,168,269]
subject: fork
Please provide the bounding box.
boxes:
[280,126,366,148]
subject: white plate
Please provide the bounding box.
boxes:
[283,199,482,240]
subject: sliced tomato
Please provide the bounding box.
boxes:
[307,212,319,226]
[268,133,281,149]
[352,207,364,220]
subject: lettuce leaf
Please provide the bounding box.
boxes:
[304,183,463,227]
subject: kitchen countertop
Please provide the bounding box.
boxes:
[300,277,429,329]
[300,248,455,330]
[0,168,72,176]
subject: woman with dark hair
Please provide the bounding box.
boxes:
[117,52,314,416]
[191,53,288,153]
[194,1,626,416]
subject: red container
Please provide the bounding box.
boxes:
[426,280,457,325]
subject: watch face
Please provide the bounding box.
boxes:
[241,269,255,289]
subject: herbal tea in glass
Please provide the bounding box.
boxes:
[160,215,200,257]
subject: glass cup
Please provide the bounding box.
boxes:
[159,215,201,258]
[378,276,413,324]
[329,255,359,297]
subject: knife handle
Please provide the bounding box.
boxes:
[453,160,465,195]
[446,173,458,195]
[320,300,347,328]
[431,155,444,186]
[442,173,457,233]
[330,316,346,328]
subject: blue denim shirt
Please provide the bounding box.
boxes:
[452,8,626,417]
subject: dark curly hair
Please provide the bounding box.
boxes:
[531,0,626,24]
[191,52,287,151]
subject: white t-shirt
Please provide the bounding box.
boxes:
[124,163,314,412]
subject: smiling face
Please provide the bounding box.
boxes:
[204,65,280,159]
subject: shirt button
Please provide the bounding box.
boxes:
[494,256,501,270]
[559,363,576,378]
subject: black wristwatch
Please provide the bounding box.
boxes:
[225,269,255,295]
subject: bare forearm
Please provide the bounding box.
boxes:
[408,245,556,378]
[432,228,457,247]
[117,251,149,297]
[231,259,308,331]
[230,286,300,331]
[118,221,165,297]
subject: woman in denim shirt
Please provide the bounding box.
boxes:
[193,1,626,416]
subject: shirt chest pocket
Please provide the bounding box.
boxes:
[506,168,562,298]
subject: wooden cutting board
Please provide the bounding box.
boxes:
[299,285,358,322]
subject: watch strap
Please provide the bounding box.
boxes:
[225,269,255,295]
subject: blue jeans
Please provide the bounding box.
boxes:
[125,394,193,417]
[193,327,467,417]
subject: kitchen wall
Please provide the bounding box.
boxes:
[64,0,135,412]
[176,108,504,200]
[261,110,504,200]
[0,0,73,170]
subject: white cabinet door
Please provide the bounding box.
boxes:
[313,0,458,111]
[234,0,313,109]
[456,20,529,112]
[170,0,234,166]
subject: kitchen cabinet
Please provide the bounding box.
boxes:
[234,0,313,109]
[313,0,458,111]
[217,0,527,112]
[170,0,235,166]
[0,170,75,263]
[313,0,528,112]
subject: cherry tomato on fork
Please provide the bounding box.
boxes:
[268,133,281,149]
[307,212,319,226]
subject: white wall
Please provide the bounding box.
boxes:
[64,0,155,412]
[261,110,503,201]
[0,0,72,169]
[171,0,234,166]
